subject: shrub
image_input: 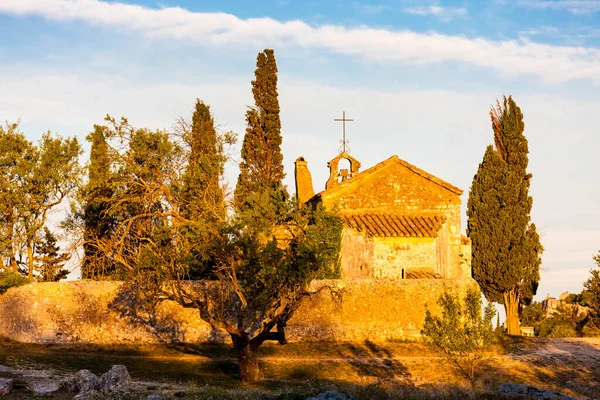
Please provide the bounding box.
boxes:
[0,270,30,295]
[422,288,496,382]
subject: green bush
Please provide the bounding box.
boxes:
[0,270,30,295]
[422,288,496,382]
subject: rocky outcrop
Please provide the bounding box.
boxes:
[59,365,132,398]
[100,365,130,394]
[0,378,12,395]
[75,369,101,393]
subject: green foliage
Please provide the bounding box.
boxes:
[520,301,544,329]
[235,49,287,220]
[466,96,542,334]
[0,122,36,272]
[37,228,70,282]
[422,288,496,382]
[0,122,82,279]
[0,270,29,294]
[82,125,115,279]
[583,252,600,330]
[180,100,227,278]
[521,299,589,337]
[537,310,579,338]
[232,202,343,309]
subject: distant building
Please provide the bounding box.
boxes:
[520,326,535,337]
[542,292,589,318]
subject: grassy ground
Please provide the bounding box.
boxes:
[0,337,598,399]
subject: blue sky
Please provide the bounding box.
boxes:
[1,0,600,299]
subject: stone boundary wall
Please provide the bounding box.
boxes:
[0,279,477,344]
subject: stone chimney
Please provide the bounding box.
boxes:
[294,157,315,205]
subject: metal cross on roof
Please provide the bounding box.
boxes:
[334,111,353,153]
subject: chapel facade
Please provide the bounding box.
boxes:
[295,152,472,281]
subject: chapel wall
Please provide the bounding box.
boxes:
[339,227,373,279]
[370,238,436,279]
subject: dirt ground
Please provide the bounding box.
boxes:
[0,336,598,399]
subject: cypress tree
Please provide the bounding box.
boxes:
[82,125,114,278]
[180,100,226,276]
[234,49,287,224]
[181,99,225,222]
[467,96,542,336]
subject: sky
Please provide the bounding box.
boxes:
[1,0,599,300]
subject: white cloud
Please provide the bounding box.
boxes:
[352,2,390,14]
[1,0,600,83]
[518,0,600,15]
[403,5,467,21]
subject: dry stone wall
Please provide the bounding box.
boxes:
[0,279,477,344]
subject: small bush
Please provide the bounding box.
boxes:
[421,288,496,383]
[0,270,30,295]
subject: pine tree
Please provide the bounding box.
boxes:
[82,125,114,279]
[467,96,543,335]
[37,227,70,282]
[234,49,287,225]
[583,252,600,330]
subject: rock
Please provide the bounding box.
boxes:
[100,364,130,394]
[75,369,101,393]
[307,391,356,400]
[0,378,12,395]
[58,375,78,392]
[146,395,168,400]
[74,389,105,400]
[30,380,60,394]
[497,383,582,400]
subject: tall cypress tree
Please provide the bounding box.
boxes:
[82,125,114,279]
[180,100,226,276]
[234,49,287,224]
[181,99,225,221]
[467,96,542,335]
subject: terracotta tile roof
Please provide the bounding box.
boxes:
[340,214,446,238]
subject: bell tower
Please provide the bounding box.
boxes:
[326,111,361,189]
[325,152,361,189]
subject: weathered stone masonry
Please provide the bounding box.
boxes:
[298,153,472,281]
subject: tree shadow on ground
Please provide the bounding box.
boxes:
[336,340,412,382]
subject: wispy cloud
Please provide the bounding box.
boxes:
[403,5,467,21]
[352,2,390,14]
[518,0,600,14]
[1,0,600,83]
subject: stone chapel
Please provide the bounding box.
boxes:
[295,151,472,281]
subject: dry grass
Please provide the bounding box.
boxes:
[0,336,598,399]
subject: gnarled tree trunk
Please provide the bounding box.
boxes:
[503,289,520,335]
[232,335,260,384]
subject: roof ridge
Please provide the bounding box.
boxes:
[315,155,463,198]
